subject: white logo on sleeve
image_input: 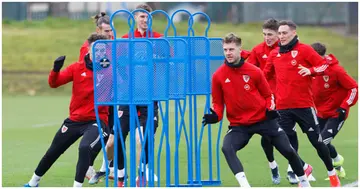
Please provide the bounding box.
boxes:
[225,78,231,83]
[81,72,87,77]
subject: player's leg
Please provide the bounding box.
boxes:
[259,119,310,187]
[260,136,281,184]
[260,132,279,184]
[277,110,306,184]
[25,118,82,187]
[294,107,340,186]
[221,126,252,187]
[321,118,346,178]
[135,106,149,186]
[89,133,114,184]
[74,120,109,187]
[143,102,159,183]
[113,105,130,186]
[89,106,118,184]
[317,117,328,132]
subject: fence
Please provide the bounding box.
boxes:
[2,2,357,34]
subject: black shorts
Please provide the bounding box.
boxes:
[49,118,110,157]
[111,102,159,135]
[318,117,345,144]
[278,107,320,135]
[227,119,286,143]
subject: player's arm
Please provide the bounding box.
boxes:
[241,49,251,60]
[211,73,225,120]
[48,56,74,88]
[256,69,275,110]
[336,66,358,109]
[299,46,328,76]
[256,69,278,119]
[247,48,260,67]
[263,51,275,80]
[202,73,224,126]
[79,45,88,62]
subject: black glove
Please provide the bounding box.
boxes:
[336,108,346,121]
[53,56,66,72]
[202,108,219,126]
[266,109,280,120]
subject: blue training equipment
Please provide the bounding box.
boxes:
[92,8,225,187]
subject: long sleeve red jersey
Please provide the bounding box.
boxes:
[122,28,163,38]
[48,60,109,125]
[212,61,275,126]
[240,50,251,60]
[79,40,89,62]
[312,54,358,119]
[247,41,278,92]
[263,42,328,110]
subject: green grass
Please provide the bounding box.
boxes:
[3,96,358,187]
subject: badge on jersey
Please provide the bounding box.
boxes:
[291,50,298,58]
[100,58,110,68]
[324,83,330,88]
[244,84,250,90]
[61,125,68,133]
[323,75,329,82]
[243,75,250,83]
[291,60,297,66]
[118,110,123,118]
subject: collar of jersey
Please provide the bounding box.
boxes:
[225,57,245,68]
[84,54,93,71]
[278,35,299,53]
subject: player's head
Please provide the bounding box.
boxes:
[134,4,153,31]
[93,12,113,39]
[262,18,279,46]
[88,33,108,61]
[278,20,297,46]
[222,33,242,64]
[311,42,326,57]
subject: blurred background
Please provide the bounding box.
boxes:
[2,2,358,96]
[3,2,358,34]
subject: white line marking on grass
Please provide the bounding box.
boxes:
[32,122,59,128]
[343,180,358,187]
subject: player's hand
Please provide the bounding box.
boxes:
[298,64,311,76]
[336,108,346,121]
[202,108,219,126]
[266,109,280,120]
[53,55,66,72]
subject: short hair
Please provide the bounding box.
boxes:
[311,42,327,56]
[135,3,153,12]
[278,20,297,30]
[87,33,108,45]
[92,12,110,28]
[262,18,279,31]
[222,33,242,46]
